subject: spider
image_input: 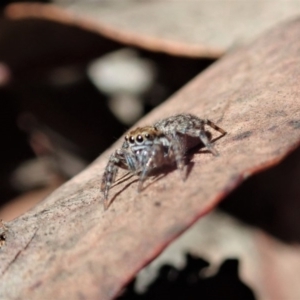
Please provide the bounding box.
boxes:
[101,113,226,206]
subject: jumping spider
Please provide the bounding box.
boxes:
[101,113,226,207]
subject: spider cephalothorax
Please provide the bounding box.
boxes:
[124,126,160,148]
[101,113,226,207]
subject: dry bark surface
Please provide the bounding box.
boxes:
[1,18,300,300]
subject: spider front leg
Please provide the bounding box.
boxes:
[167,135,186,181]
[101,149,137,205]
[199,129,219,156]
[137,144,165,192]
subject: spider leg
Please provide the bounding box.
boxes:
[198,119,226,156]
[137,144,165,192]
[101,154,120,202]
[199,129,219,156]
[204,119,227,135]
[101,149,137,204]
[167,134,186,181]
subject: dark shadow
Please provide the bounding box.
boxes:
[185,130,226,157]
[106,161,191,208]
[141,159,196,191]
[112,172,137,188]
[185,161,195,180]
[141,165,178,192]
[220,145,300,243]
[117,254,256,300]
[142,174,168,191]
[105,179,139,209]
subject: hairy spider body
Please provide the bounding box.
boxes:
[101,113,226,205]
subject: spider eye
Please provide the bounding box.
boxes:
[129,136,135,143]
[145,133,150,139]
[125,135,129,141]
[136,135,143,143]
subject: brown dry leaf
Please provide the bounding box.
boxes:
[1,17,300,300]
[3,2,222,58]
[67,0,300,54]
[6,1,300,58]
